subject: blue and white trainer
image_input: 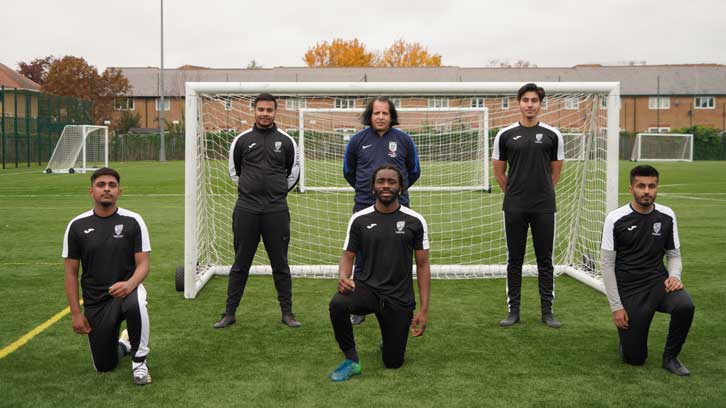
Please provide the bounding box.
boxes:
[329,359,362,382]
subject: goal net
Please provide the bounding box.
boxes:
[630,133,693,162]
[45,125,109,174]
[183,82,620,299]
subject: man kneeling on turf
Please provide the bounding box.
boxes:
[601,165,695,376]
[328,165,431,381]
[63,168,153,385]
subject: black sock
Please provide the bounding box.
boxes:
[344,348,359,363]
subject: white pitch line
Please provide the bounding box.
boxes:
[658,194,726,203]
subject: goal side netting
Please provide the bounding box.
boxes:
[183,82,620,299]
[630,133,693,162]
[45,125,109,174]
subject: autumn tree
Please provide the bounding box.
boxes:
[378,40,442,67]
[41,56,130,124]
[488,59,537,68]
[17,55,55,85]
[303,39,378,67]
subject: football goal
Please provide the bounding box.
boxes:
[181,82,620,299]
[630,133,693,162]
[45,125,109,174]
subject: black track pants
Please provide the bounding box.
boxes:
[503,211,555,314]
[225,208,292,315]
[329,284,413,369]
[619,283,694,365]
[84,284,150,372]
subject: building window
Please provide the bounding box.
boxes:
[427,98,449,108]
[114,98,135,111]
[600,97,607,109]
[335,98,356,109]
[647,127,670,133]
[249,99,255,110]
[694,96,715,109]
[541,98,548,109]
[222,97,232,111]
[564,97,579,110]
[501,97,510,110]
[648,97,670,110]
[155,98,171,111]
[286,98,308,111]
[390,98,402,108]
[471,97,485,108]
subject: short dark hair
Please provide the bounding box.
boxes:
[370,165,405,193]
[517,83,545,102]
[91,167,120,184]
[630,165,659,184]
[253,93,277,109]
[361,97,400,127]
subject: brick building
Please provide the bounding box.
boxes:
[113,64,726,133]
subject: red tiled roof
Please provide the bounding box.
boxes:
[0,62,41,90]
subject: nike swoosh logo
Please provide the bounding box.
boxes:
[627,226,637,231]
[366,223,377,229]
[513,136,522,140]
[83,228,95,234]
[362,144,372,149]
[248,143,256,149]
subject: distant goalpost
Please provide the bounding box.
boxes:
[181,82,620,299]
[45,125,109,174]
[631,133,694,162]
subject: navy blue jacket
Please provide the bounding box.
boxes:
[343,127,421,210]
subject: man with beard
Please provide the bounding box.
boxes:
[214,92,301,329]
[63,167,152,385]
[601,165,695,376]
[343,96,421,325]
[328,165,430,381]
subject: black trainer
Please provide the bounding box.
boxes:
[281,312,301,328]
[213,314,236,329]
[662,356,690,376]
[499,311,520,327]
[541,313,561,329]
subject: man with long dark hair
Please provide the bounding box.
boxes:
[343,96,421,325]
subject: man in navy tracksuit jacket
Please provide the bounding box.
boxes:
[342,96,421,324]
[343,97,421,213]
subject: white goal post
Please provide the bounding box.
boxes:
[183,82,620,299]
[631,133,694,162]
[45,125,109,174]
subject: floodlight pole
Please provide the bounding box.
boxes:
[159,0,167,162]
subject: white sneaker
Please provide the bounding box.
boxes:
[118,329,131,356]
[132,361,152,385]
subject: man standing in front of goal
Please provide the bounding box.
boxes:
[214,93,301,329]
[601,165,694,376]
[63,167,152,385]
[328,165,430,381]
[343,96,421,325]
[492,83,564,328]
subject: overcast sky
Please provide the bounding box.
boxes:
[2,0,725,71]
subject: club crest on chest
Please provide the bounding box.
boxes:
[388,141,397,158]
